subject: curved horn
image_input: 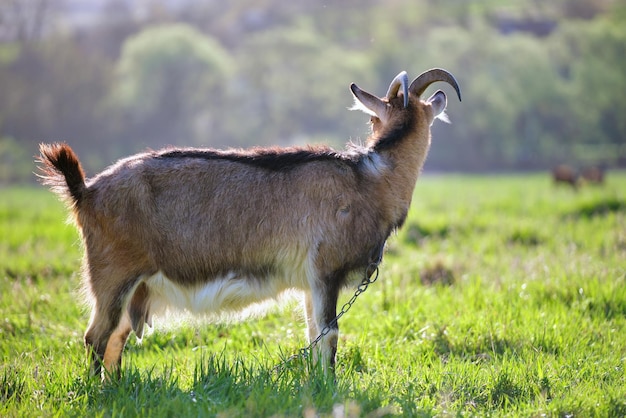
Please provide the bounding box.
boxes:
[385,71,409,108]
[408,68,462,102]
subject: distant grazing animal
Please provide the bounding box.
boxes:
[552,164,579,189]
[580,166,605,185]
[37,69,461,379]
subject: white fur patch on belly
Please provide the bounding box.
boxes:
[143,271,301,325]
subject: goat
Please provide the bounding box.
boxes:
[552,164,579,189]
[581,166,605,185]
[37,69,461,379]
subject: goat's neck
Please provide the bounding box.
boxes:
[371,124,432,228]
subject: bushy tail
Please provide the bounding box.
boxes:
[37,143,86,206]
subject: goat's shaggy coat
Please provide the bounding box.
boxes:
[38,69,461,378]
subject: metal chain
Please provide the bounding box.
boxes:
[274,261,381,371]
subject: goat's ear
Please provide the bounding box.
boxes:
[350,83,387,120]
[426,90,450,124]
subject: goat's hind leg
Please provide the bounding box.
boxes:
[84,277,139,380]
[84,303,122,379]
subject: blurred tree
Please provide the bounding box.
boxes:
[1,0,625,180]
[76,0,142,60]
[0,136,30,183]
[108,24,234,151]
[235,18,373,146]
[0,0,60,43]
[381,12,626,171]
[0,37,113,169]
[548,17,626,165]
[561,0,610,19]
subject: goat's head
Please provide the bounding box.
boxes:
[350,69,462,140]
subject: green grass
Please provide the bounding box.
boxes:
[1,173,625,417]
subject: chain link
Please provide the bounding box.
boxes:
[274,261,381,371]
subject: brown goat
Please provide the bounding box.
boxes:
[37,69,461,379]
[552,164,579,189]
[581,166,605,184]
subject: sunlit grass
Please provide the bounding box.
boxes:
[1,173,625,416]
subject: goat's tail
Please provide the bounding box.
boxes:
[37,143,86,206]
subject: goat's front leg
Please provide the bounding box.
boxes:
[308,277,341,373]
[303,291,318,343]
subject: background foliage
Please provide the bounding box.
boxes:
[0,0,625,181]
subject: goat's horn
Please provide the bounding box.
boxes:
[385,71,409,108]
[409,68,462,102]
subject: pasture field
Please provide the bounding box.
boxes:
[1,173,625,417]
